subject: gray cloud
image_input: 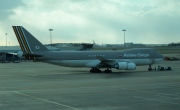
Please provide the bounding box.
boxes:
[0,0,180,45]
[0,0,24,20]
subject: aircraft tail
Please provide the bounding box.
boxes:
[12,26,48,53]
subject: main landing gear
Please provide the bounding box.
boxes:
[90,68,112,73]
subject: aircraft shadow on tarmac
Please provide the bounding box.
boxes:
[29,66,173,80]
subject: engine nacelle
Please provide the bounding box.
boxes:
[17,51,23,58]
[115,62,136,70]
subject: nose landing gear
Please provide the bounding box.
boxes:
[148,65,152,71]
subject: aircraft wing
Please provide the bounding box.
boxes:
[96,56,117,65]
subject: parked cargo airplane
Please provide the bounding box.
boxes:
[12,26,164,73]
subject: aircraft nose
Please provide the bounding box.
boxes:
[159,54,164,61]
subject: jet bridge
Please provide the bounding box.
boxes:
[0,52,20,63]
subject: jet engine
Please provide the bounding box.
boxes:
[115,62,136,70]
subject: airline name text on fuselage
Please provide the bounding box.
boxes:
[124,53,149,57]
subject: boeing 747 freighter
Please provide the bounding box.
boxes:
[12,26,164,73]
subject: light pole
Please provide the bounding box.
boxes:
[49,29,53,50]
[5,33,7,62]
[122,29,126,47]
[5,33,7,47]
[8,42,10,46]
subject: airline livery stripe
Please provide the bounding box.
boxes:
[15,26,28,53]
[17,26,29,53]
[20,26,32,53]
[17,26,31,53]
[12,26,26,52]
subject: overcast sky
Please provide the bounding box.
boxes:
[0,0,180,46]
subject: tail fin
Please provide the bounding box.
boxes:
[12,26,48,53]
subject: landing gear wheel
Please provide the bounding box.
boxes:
[148,65,152,71]
[148,68,152,71]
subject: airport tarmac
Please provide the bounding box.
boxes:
[0,60,180,110]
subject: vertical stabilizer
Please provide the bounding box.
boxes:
[12,26,48,53]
